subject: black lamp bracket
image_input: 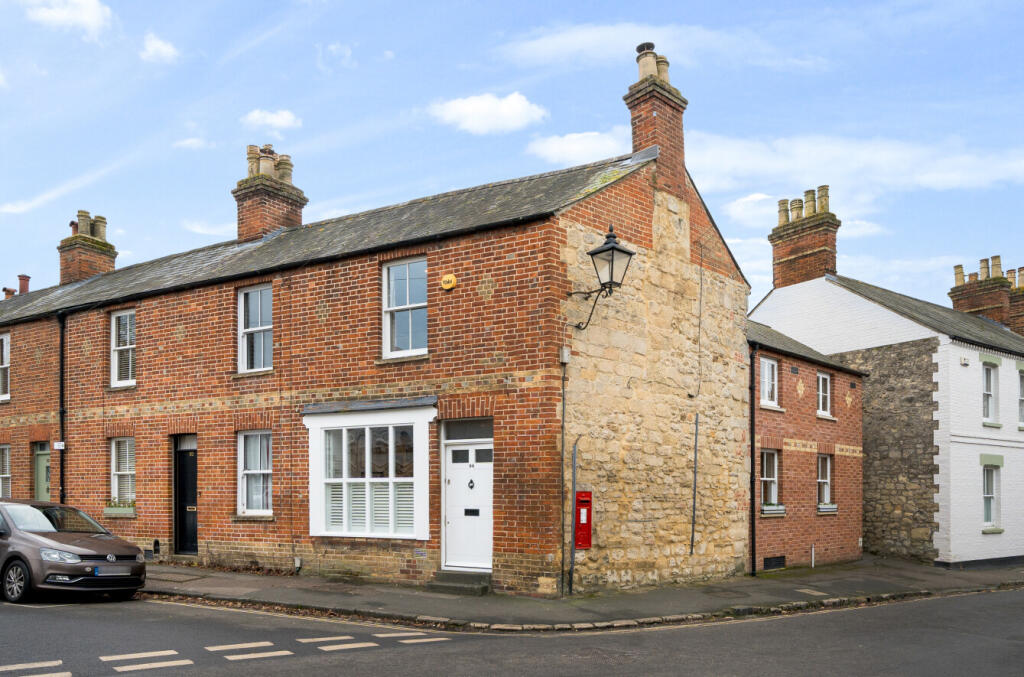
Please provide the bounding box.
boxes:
[567,286,612,331]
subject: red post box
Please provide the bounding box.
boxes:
[574,491,592,549]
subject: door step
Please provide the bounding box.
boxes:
[426,570,491,596]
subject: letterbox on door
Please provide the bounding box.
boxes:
[574,491,592,549]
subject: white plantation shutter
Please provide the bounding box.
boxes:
[325,484,344,530]
[394,482,414,534]
[0,446,10,498]
[112,438,136,501]
[370,483,390,533]
[347,482,366,532]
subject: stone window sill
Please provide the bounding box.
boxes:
[817,504,838,515]
[231,513,275,522]
[375,353,430,366]
[105,384,137,393]
[0,397,9,405]
[103,507,137,519]
[982,421,1002,428]
[759,403,786,413]
[761,505,786,517]
[982,527,1004,535]
[233,369,274,380]
[817,413,838,422]
[1018,425,1024,432]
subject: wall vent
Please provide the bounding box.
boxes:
[763,555,786,570]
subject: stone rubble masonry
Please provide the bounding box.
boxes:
[831,338,940,561]
[752,347,863,571]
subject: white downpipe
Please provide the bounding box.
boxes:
[811,543,816,568]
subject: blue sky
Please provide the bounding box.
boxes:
[1,0,1022,307]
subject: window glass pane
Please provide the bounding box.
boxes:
[260,434,271,470]
[261,329,273,369]
[410,307,427,350]
[127,312,135,344]
[260,287,272,326]
[0,366,7,397]
[394,482,414,534]
[117,474,134,501]
[408,259,427,305]
[475,448,493,463]
[984,497,992,523]
[325,430,345,479]
[370,427,389,478]
[391,309,410,352]
[451,449,469,463]
[117,349,133,382]
[246,474,269,510]
[347,482,366,532]
[325,483,344,530]
[445,419,493,440]
[347,428,365,478]
[245,290,258,329]
[244,435,260,470]
[370,483,390,533]
[246,332,260,370]
[116,315,129,347]
[394,426,414,477]
[388,264,408,308]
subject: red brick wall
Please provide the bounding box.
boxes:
[58,239,116,285]
[1010,289,1024,336]
[752,347,863,570]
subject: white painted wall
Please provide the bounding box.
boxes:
[750,278,939,354]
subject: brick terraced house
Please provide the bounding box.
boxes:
[747,321,863,571]
[0,44,752,595]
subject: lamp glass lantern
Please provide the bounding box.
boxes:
[588,225,635,293]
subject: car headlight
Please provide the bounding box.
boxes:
[40,548,82,564]
[136,552,145,563]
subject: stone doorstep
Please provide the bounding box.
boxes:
[140,581,1024,634]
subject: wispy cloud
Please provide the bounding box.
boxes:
[0,68,7,89]
[182,220,234,236]
[173,137,213,150]
[315,42,356,74]
[219,22,287,64]
[526,125,630,166]
[0,153,132,214]
[139,32,180,63]
[429,92,548,135]
[21,0,112,42]
[723,193,775,229]
[241,109,302,140]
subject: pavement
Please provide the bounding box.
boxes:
[142,555,1024,631]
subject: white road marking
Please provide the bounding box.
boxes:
[205,641,273,652]
[0,661,63,673]
[1,603,72,609]
[373,631,425,638]
[223,651,293,661]
[399,637,451,644]
[796,588,829,596]
[20,672,71,677]
[111,659,194,672]
[318,642,379,652]
[296,635,354,643]
[101,650,178,662]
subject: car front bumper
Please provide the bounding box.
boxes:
[31,560,146,592]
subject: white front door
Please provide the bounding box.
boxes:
[443,442,493,570]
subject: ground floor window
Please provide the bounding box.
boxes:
[983,465,999,526]
[817,454,832,505]
[238,431,272,515]
[0,445,10,497]
[761,449,779,507]
[305,405,433,540]
[110,438,135,502]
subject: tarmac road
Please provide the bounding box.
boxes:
[0,589,1022,676]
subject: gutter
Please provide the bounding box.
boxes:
[948,334,1024,361]
[748,342,758,576]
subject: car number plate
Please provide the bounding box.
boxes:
[95,565,131,576]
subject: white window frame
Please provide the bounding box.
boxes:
[110,438,135,502]
[760,357,778,406]
[982,465,998,527]
[237,284,273,373]
[760,449,779,506]
[237,431,273,516]
[1018,370,1023,425]
[110,310,136,387]
[982,363,997,422]
[817,372,831,416]
[382,258,428,359]
[304,405,434,540]
[0,333,9,401]
[0,444,10,498]
[817,454,832,506]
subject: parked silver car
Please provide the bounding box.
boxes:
[0,500,145,602]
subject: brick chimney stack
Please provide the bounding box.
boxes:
[767,185,840,288]
[232,144,308,242]
[17,275,29,294]
[2,288,14,300]
[948,256,1015,328]
[623,42,688,196]
[58,211,118,285]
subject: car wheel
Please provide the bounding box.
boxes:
[2,560,32,603]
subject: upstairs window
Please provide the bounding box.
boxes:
[817,372,832,416]
[110,310,136,387]
[238,285,272,372]
[0,445,10,497]
[383,258,427,358]
[982,363,997,422]
[760,357,778,406]
[0,333,9,400]
[1018,371,1023,425]
[110,438,136,502]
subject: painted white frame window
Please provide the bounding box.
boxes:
[760,357,778,406]
[382,258,427,358]
[0,445,10,498]
[982,466,998,526]
[110,310,136,387]
[982,363,997,422]
[238,284,273,373]
[110,438,135,502]
[1018,370,1023,425]
[817,454,832,505]
[238,431,272,515]
[817,372,831,416]
[305,406,433,540]
[760,449,779,506]
[0,333,9,401]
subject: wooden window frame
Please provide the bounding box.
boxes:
[0,332,9,401]
[982,465,998,527]
[982,363,997,422]
[110,310,136,387]
[237,431,273,516]
[110,438,136,502]
[817,372,831,416]
[0,445,10,498]
[237,284,273,373]
[382,257,428,359]
[760,357,778,406]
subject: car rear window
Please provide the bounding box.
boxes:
[5,504,57,532]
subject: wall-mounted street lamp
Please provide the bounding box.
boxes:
[567,224,635,330]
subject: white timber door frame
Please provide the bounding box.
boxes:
[441,435,494,572]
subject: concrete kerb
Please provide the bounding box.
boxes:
[140,580,1024,633]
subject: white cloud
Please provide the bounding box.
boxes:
[173,137,213,150]
[183,220,235,236]
[21,0,112,42]
[0,68,7,89]
[383,50,395,60]
[723,193,775,229]
[0,154,131,214]
[140,32,180,63]
[526,125,630,166]
[429,92,548,135]
[241,109,302,139]
[316,42,356,74]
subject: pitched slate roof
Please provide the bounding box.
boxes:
[0,147,659,327]
[747,320,863,375]
[829,274,1024,358]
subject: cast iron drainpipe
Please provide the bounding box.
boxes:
[748,342,758,576]
[58,311,67,504]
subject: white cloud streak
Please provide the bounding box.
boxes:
[526,125,631,166]
[241,109,302,140]
[429,92,547,135]
[21,0,112,42]
[0,154,131,214]
[182,220,235,236]
[173,137,213,150]
[140,32,180,63]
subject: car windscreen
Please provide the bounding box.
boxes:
[38,506,107,534]
[4,504,57,532]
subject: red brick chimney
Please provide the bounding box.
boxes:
[949,257,1012,327]
[58,211,117,285]
[1011,268,1024,336]
[232,144,308,242]
[2,288,14,300]
[623,43,687,196]
[17,275,29,294]
[768,186,840,288]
